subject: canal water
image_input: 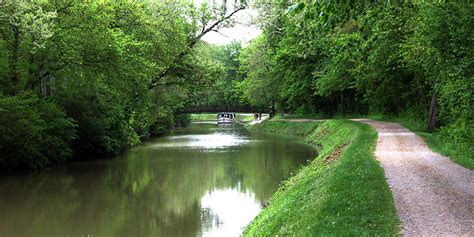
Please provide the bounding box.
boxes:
[0,122,316,237]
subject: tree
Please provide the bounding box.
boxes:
[148,1,247,89]
[0,1,247,169]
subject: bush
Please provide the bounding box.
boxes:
[55,81,130,156]
[0,93,76,169]
[174,114,191,127]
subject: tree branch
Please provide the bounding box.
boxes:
[148,5,245,90]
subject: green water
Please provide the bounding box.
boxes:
[0,123,316,237]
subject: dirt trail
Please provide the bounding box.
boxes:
[353,119,474,236]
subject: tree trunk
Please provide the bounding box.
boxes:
[428,91,437,132]
[9,26,20,95]
[270,96,276,118]
[340,93,345,115]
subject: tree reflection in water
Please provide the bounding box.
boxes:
[0,123,315,237]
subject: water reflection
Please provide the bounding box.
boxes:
[201,189,260,237]
[0,123,315,237]
[151,133,250,150]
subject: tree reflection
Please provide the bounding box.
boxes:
[0,124,314,236]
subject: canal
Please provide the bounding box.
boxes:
[0,122,316,237]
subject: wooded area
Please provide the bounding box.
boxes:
[0,1,247,169]
[0,1,472,169]
[224,2,473,167]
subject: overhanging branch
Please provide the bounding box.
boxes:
[148,5,245,90]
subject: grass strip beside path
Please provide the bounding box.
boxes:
[244,120,400,236]
[276,114,473,170]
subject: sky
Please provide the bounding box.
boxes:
[196,1,262,45]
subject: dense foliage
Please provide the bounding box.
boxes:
[182,41,256,112]
[0,93,75,169]
[1,1,472,169]
[0,1,245,169]
[236,2,473,167]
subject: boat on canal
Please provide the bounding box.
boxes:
[217,112,236,124]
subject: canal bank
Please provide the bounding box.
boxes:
[244,120,400,236]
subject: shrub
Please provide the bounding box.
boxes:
[0,93,76,169]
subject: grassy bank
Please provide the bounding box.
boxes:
[245,120,399,236]
[276,114,473,170]
[236,113,255,123]
[189,113,217,121]
[248,120,321,137]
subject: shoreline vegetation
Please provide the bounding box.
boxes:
[1,2,471,173]
[275,114,473,170]
[244,119,400,236]
[0,1,247,170]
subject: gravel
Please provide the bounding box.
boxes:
[355,119,474,236]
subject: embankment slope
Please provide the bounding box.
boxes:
[244,120,399,236]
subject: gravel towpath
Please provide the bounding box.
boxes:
[354,119,474,236]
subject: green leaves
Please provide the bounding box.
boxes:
[242,1,473,145]
[0,1,471,169]
[0,1,250,168]
[0,93,76,169]
[285,3,305,15]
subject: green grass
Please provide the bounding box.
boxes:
[249,120,321,137]
[370,115,473,170]
[235,113,255,123]
[274,113,366,120]
[275,112,473,170]
[189,113,218,121]
[245,120,400,236]
[275,113,324,119]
